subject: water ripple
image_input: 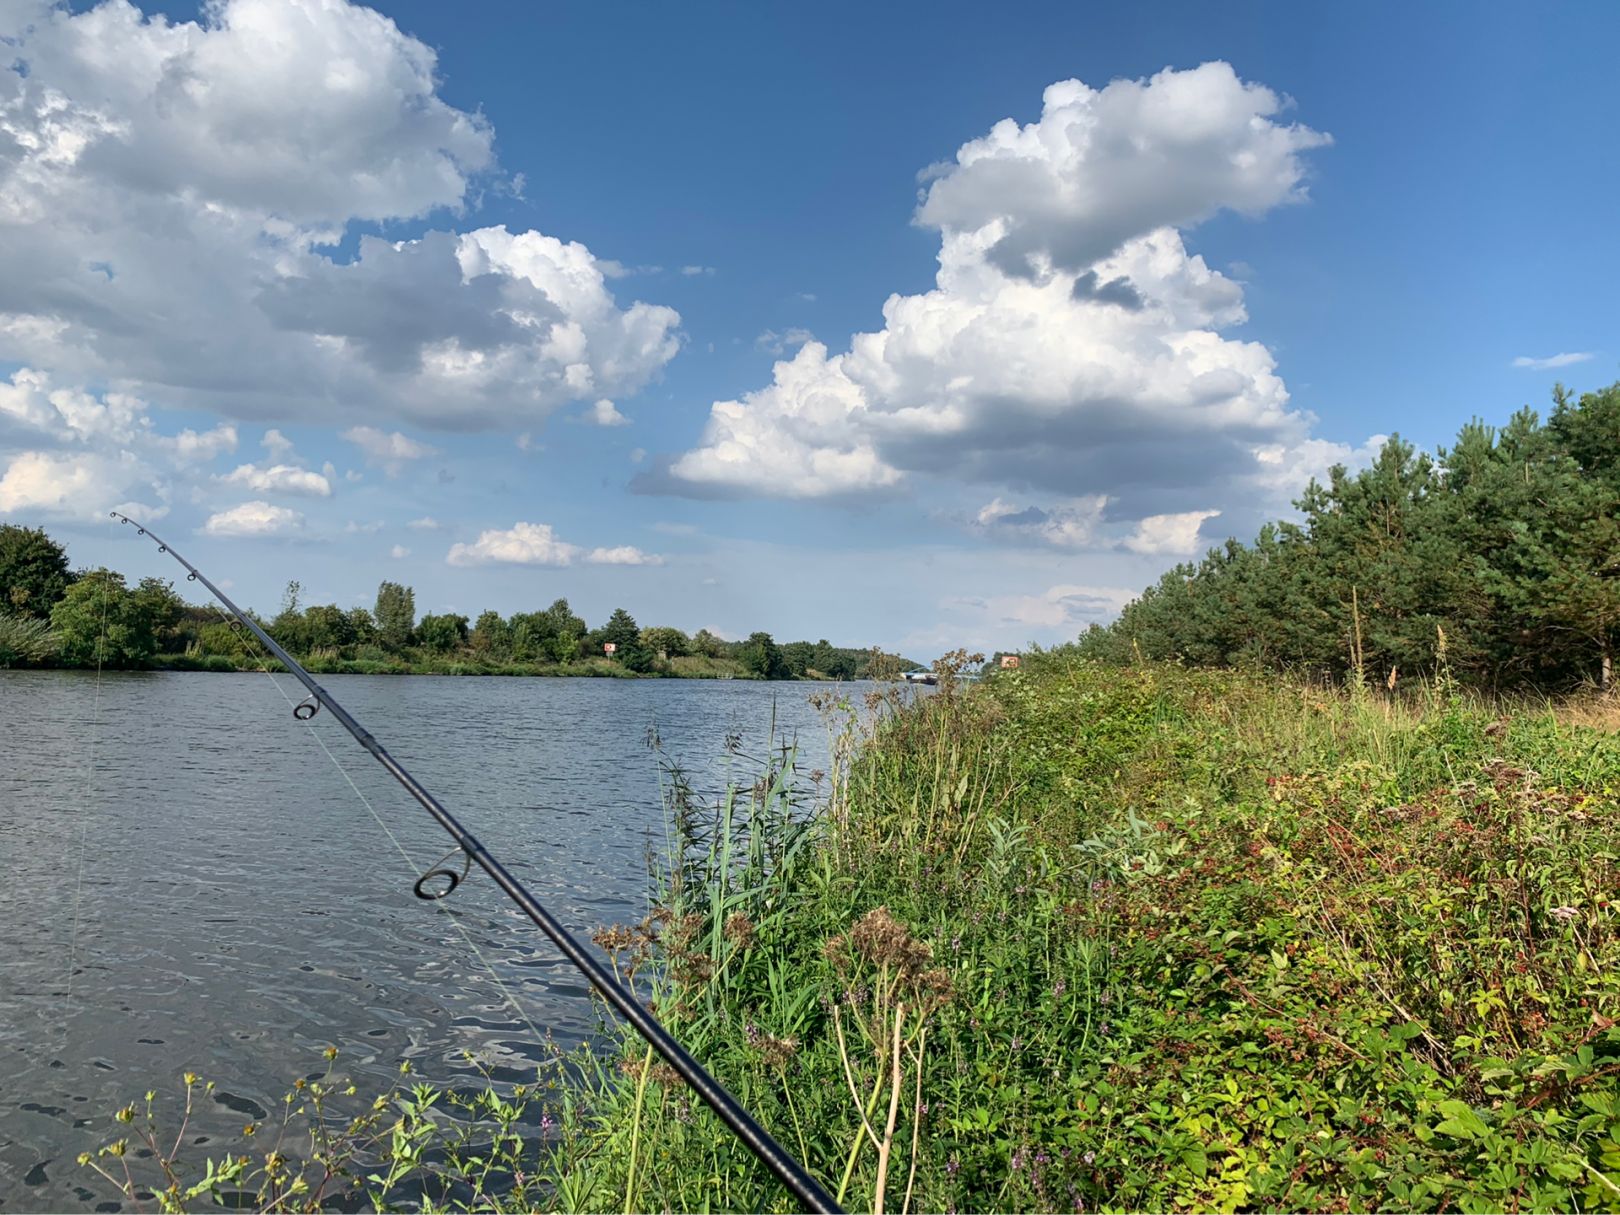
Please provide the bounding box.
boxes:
[0,670,839,1211]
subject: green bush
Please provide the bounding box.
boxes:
[50,570,182,668]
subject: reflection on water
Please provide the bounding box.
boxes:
[0,671,843,1211]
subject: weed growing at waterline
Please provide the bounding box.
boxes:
[559,657,1620,1213]
[79,1050,578,1212]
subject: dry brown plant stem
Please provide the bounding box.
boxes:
[832,1003,885,1204]
[871,1002,906,1215]
[901,1027,927,1215]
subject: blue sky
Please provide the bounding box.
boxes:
[2,0,1616,656]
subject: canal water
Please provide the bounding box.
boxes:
[0,671,847,1210]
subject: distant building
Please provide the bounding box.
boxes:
[1000,654,1021,669]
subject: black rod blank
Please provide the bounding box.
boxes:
[111,512,841,1214]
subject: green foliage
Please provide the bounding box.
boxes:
[269,580,310,654]
[415,612,469,653]
[302,604,355,651]
[195,621,248,658]
[595,607,656,671]
[508,598,588,664]
[373,581,415,651]
[0,522,73,618]
[346,606,376,646]
[739,630,789,679]
[598,607,640,650]
[558,662,1620,1213]
[470,609,511,657]
[50,570,182,668]
[779,639,813,677]
[1089,382,1620,691]
[640,625,690,659]
[0,610,58,666]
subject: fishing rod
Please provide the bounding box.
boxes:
[110,511,842,1214]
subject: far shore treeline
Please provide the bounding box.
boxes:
[0,530,917,680]
[1078,380,1620,693]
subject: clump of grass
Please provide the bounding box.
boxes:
[0,610,58,666]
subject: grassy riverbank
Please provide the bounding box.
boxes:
[553,654,1620,1212]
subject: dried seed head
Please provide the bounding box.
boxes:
[916,967,955,1010]
[593,925,624,952]
[848,906,934,978]
[758,1032,800,1069]
[724,912,757,950]
[823,933,850,974]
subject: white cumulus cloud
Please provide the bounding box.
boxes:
[202,500,304,537]
[1123,509,1222,555]
[585,544,661,566]
[916,63,1329,277]
[0,0,680,433]
[583,398,630,427]
[0,367,233,518]
[219,462,331,496]
[649,62,1357,529]
[445,521,660,567]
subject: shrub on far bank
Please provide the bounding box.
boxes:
[50,570,183,669]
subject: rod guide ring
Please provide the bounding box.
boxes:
[414,868,462,900]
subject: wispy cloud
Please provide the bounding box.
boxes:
[202,500,303,537]
[1512,352,1593,370]
[755,327,815,355]
[341,426,439,475]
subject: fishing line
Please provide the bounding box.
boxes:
[112,512,840,1213]
[215,601,548,1049]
